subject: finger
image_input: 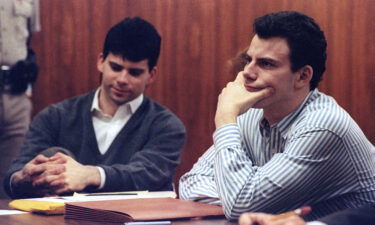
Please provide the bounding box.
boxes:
[42,164,66,176]
[49,175,68,187]
[25,163,48,176]
[234,71,245,83]
[32,174,59,187]
[49,155,67,164]
[32,169,66,187]
[239,213,272,225]
[251,87,274,100]
[32,154,50,164]
[239,213,253,225]
[49,152,69,161]
[266,215,306,225]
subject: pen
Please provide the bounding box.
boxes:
[84,193,138,196]
[124,221,171,225]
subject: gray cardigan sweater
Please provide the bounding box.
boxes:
[5,90,186,198]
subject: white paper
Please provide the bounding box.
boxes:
[19,191,177,203]
[0,210,28,215]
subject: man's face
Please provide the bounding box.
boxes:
[97,53,155,106]
[242,35,300,111]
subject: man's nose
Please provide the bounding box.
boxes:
[243,62,257,81]
[117,70,130,83]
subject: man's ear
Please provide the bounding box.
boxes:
[146,67,157,86]
[97,53,104,72]
[295,65,313,89]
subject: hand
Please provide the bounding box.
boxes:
[11,154,65,197]
[215,72,273,128]
[239,212,306,225]
[45,153,101,195]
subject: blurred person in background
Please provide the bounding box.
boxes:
[0,0,40,199]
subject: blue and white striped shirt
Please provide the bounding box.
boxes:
[179,89,375,221]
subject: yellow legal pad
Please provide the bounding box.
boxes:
[9,200,65,215]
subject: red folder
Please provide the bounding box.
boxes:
[65,197,224,223]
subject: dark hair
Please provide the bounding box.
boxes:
[102,17,161,70]
[254,11,327,90]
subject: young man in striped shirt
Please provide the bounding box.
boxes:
[179,11,375,221]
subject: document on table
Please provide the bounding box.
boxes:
[0,209,28,215]
[12,191,177,203]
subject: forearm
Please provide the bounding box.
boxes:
[179,146,221,204]
[213,124,257,218]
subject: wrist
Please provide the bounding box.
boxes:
[83,166,101,188]
[215,110,238,128]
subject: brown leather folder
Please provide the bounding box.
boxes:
[65,197,224,223]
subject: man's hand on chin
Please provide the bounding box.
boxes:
[215,72,273,128]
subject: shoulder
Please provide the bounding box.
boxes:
[290,91,353,137]
[35,91,95,120]
[138,97,186,130]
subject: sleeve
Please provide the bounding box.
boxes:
[213,123,348,220]
[179,145,221,205]
[3,106,60,198]
[317,205,375,225]
[100,112,186,192]
[307,222,327,225]
[30,0,41,32]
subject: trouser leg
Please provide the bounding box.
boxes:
[0,93,31,199]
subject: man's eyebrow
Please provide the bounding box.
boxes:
[257,56,280,64]
[109,61,122,65]
[128,68,145,72]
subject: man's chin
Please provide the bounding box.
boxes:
[110,95,132,106]
[252,100,268,109]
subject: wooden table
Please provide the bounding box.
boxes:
[0,199,236,225]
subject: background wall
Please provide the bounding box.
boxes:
[31,0,375,185]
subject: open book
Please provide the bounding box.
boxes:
[65,197,224,223]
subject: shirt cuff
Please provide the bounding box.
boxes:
[213,123,241,151]
[9,173,17,196]
[307,221,327,225]
[96,166,106,189]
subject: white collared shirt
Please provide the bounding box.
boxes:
[91,88,143,155]
[91,88,143,189]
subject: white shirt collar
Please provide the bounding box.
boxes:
[91,88,144,117]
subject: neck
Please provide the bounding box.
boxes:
[264,89,310,125]
[98,90,118,116]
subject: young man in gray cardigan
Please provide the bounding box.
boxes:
[4,17,186,198]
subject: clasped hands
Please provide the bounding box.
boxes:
[215,72,274,128]
[12,152,100,197]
